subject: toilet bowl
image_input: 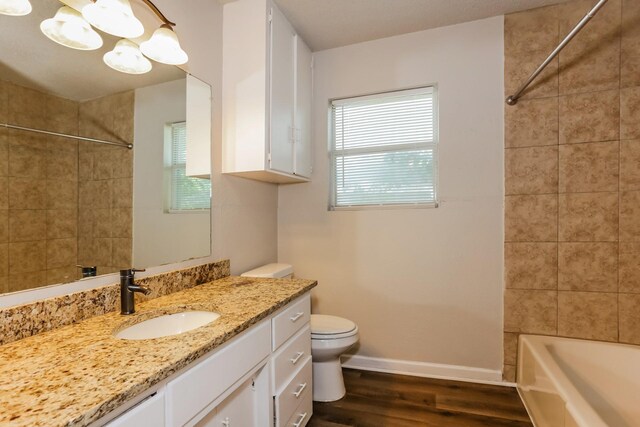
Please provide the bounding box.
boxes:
[241,263,359,402]
[311,314,359,402]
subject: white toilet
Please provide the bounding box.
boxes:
[310,314,359,402]
[241,263,359,403]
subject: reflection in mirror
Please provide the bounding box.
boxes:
[0,1,211,295]
[133,75,211,268]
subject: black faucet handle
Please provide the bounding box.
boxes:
[120,268,146,277]
[127,284,151,295]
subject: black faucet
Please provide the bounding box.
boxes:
[120,269,150,315]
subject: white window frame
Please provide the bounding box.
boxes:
[329,86,439,211]
[164,121,211,214]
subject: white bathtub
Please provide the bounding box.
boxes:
[517,335,640,427]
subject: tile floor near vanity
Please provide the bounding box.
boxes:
[309,369,532,426]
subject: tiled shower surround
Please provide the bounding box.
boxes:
[0,80,133,293]
[503,0,640,381]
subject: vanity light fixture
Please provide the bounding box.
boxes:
[140,24,188,65]
[18,0,188,75]
[82,0,144,39]
[103,38,152,74]
[40,6,103,51]
[0,0,32,16]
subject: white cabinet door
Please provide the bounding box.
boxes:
[294,35,312,178]
[166,321,271,426]
[106,390,164,427]
[196,377,256,427]
[195,363,270,427]
[269,4,296,174]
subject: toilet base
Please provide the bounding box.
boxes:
[312,358,346,402]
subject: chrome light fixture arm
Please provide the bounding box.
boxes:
[86,0,176,27]
[139,0,176,27]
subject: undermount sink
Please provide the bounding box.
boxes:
[115,311,221,340]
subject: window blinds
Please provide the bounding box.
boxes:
[170,122,211,211]
[330,87,437,209]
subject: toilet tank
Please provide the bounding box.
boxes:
[241,263,293,278]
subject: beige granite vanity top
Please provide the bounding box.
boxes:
[0,276,316,427]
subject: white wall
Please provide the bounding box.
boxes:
[278,17,505,375]
[133,79,210,268]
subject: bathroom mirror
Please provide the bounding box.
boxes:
[0,1,212,294]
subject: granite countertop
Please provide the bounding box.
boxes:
[0,276,317,427]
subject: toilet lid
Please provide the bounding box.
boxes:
[311,314,357,336]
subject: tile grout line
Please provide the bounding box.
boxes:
[617,0,623,343]
[555,5,560,339]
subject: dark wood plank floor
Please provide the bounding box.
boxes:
[308,369,532,427]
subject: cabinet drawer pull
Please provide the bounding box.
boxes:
[293,382,307,398]
[289,312,304,322]
[290,351,304,365]
[292,412,308,427]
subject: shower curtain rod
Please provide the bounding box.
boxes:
[506,0,609,106]
[0,123,133,149]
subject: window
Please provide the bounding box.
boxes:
[330,86,438,209]
[167,122,211,212]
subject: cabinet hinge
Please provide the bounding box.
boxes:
[267,152,272,163]
[273,396,277,427]
[268,8,273,22]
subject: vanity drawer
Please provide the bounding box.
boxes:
[106,390,165,427]
[272,294,310,350]
[272,324,311,393]
[275,357,312,427]
[166,320,271,427]
[283,391,312,427]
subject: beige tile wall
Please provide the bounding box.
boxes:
[77,91,134,276]
[504,0,640,381]
[0,81,134,292]
[0,82,80,292]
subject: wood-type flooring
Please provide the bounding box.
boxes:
[308,369,532,427]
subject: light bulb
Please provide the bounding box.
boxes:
[140,25,188,65]
[82,0,144,39]
[40,6,103,51]
[0,0,31,16]
[103,39,152,74]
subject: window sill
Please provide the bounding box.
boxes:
[329,202,438,211]
[165,209,211,215]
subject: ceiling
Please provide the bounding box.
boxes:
[274,0,570,51]
[0,0,184,102]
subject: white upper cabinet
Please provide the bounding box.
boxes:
[294,36,313,178]
[269,6,296,175]
[222,0,313,184]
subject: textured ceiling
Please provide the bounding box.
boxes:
[274,0,570,51]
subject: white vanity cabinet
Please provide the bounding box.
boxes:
[222,0,313,184]
[194,368,270,427]
[166,321,271,426]
[101,293,312,427]
[271,295,312,427]
[105,390,165,427]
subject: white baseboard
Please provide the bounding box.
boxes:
[341,354,509,386]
